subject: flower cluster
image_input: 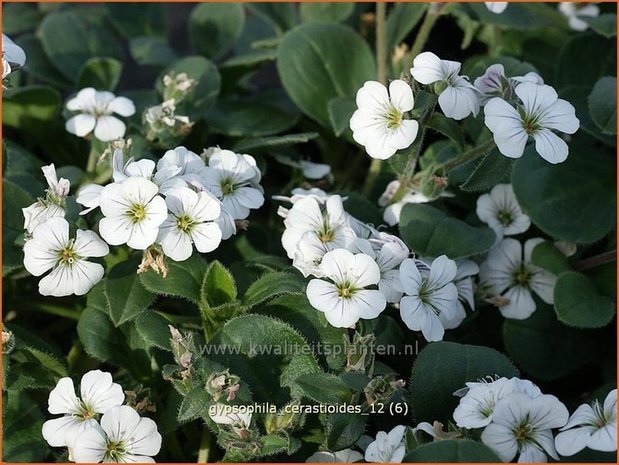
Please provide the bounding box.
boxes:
[21,141,263,297]
[42,370,161,463]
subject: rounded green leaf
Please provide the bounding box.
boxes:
[556,34,615,88]
[404,439,501,462]
[2,86,61,130]
[295,372,351,404]
[189,3,245,59]
[201,261,237,308]
[77,57,123,91]
[409,341,518,422]
[106,3,167,38]
[39,11,123,80]
[300,3,354,23]
[511,144,615,244]
[208,315,321,405]
[243,271,305,307]
[277,22,375,126]
[399,204,496,258]
[554,271,615,328]
[139,254,209,304]
[459,149,513,192]
[588,77,617,135]
[105,259,156,326]
[205,100,298,137]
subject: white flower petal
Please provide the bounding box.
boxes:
[65,114,97,137]
[94,115,126,142]
[108,96,136,117]
[190,223,222,254]
[411,52,447,84]
[389,79,414,112]
[73,229,109,258]
[533,129,569,164]
[48,377,80,414]
[72,423,107,463]
[555,426,595,456]
[80,370,125,414]
[481,422,519,462]
[500,285,536,319]
[355,80,391,113]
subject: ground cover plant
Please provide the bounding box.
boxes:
[2,1,617,463]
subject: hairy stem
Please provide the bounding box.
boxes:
[362,2,389,198]
[404,6,441,78]
[198,429,211,463]
[574,250,617,271]
[85,144,99,177]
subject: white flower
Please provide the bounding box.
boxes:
[282,195,357,277]
[145,99,191,128]
[273,187,330,218]
[199,149,264,220]
[76,184,104,215]
[476,183,530,239]
[453,376,541,429]
[23,217,108,297]
[42,163,70,200]
[113,147,185,195]
[208,404,252,429]
[300,160,331,180]
[41,370,124,449]
[22,202,65,234]
[306,249,386,328]
[98,177,167,250]
[306,449,364,463]
[555,389,617,456]
[485,2,508,14]
[484,82,580,163]
[157,187,222,261]
[411,52,480,120]
[481,392,569,462]
[356,234,409,303]
[559,2,600,31]
[349,80,419,160]
[2,34,26,75]
[65,88,136,142]
[379,180,453,226]
[398,256,459,342]
[449,259,480,329]
[72,406,161,463]
[473,64,544,105]
[365,425,406,463]
[480,238,556,319]
[215,207,237,240]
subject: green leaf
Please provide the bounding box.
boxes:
[469,2,566,29]
[459,149,513,192]
[325,413,366,450]
[560,85,615,145]
[106,3,167,38]
[77,57,123,91]
[134,311,173,351]
[427,113,465,152]
[588,77,617,135]
[130,37,178,67]
[3,3,41,35]
[404,439,501,462]
[277,22,375,127]
[159,56,221,117]
[39,11,123,80]
[556,33,616,88]
[2,391,47,462]
[295,372,351,404]
[410,341,518,422]
[328,96,356,137]
[554,272,615,329]
[247,3,297,35]
[189,3,245,60]
[243,272,305,307]
[259,434,292,456]
[14,34,71,88]
[205,100,298,137]
[582,14,617,38]
[139,254,209,304]
[503,303,599,380]
[531,241,571,276]
[511,143,616,244]
[386,3,427,52]
[2,179,33,275]
[300,3,354,23]
[208,315,321,404]
[105,259,156,326]
[177,388,210,422]
[201,261,237,308]
[232,132,319,152]
[399,204,496,259]
[2,85,61,129]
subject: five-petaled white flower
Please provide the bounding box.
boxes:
[65,88,136,142]
[476,183,530,240]
[23,217,109,297]
[281,195,357,277]
[306,249,386,328]
[480,238,556,319]
[453,376,541,429]
[365,425,406,463]
[41,370,124,449]
[98,177,167,250]
[398,256,459,342]
[485,2,508,14]
[199,149,264,220]
[481,392,569,462]
[349,80,419,160]
[411,52,480,120]
[72,406,162,463]
[306,449,364,463]
[559,2,600,31]
[484,82,580,163]
[555,389,617,456]
[157,187,222,261]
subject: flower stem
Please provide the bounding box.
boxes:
[198,429,212,463]
[575,250,617,271]
[361,1,388,199]
[404,5,441,79]
[441,139,496,172]
[85,144,99,178]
